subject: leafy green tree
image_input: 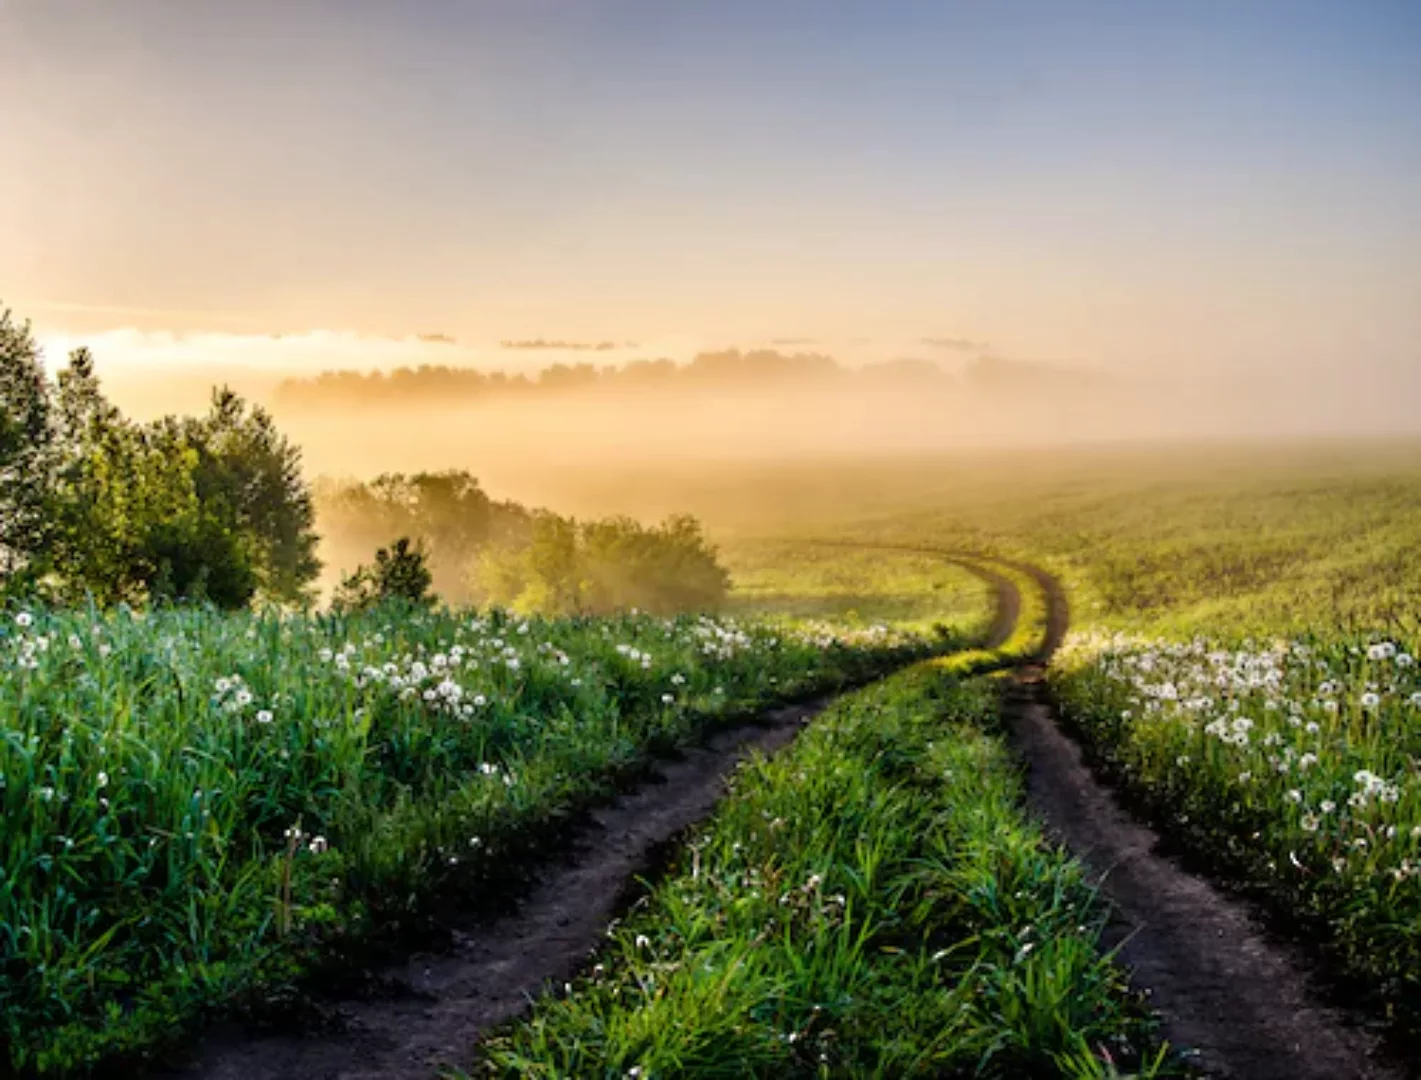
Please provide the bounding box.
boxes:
[580,513,729,614]
[316,469,531,602]
[178,388,321,603]
[0,305,321,608]
[0,306,54,584]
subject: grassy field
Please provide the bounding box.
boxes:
[722,543,990,631]
[10,440,1421,1073]
[714,442,1421,1053]
[708,442,1421,1050]
[0,601,977,1075]
[509,439,1421,634]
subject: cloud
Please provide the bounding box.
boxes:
[769,337,819,346]
[30,327,698,380]
[500,339,633,351]
[920,336,990,352]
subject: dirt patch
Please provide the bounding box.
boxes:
[1003,563,1406,1080]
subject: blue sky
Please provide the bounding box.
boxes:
[1,0,1418,379]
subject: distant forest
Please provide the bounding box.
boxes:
[271,349,1028,409]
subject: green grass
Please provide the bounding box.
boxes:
[471,663,1174,1078]
[0,601,979,1076]
[722,542,991,633]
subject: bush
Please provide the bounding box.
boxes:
[334,537,435,611]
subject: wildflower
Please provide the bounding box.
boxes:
[661,693,674,704]
[97,771,108,789]
[1320,800,1336,815]
[15,612,33,629]
[309,836,329,854]
[1301,814,1319,832]
[256,710,274,724]
[1360,692,1381,709]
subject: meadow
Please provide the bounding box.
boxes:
[0,599,968,1074]
[8,439,1421,1074]
[701,441,1421,1053]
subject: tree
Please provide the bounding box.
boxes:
[316,469,531,603]
[0,305,321,608]
[0,306,54,584]
[334,537,434,611]
[179,388,321,603]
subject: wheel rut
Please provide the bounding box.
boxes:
[1001,565,1407,1080]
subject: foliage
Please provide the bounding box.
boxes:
[473,666,1174,1077]
[318,471,731,615]
[0,303,320,608]
[333,536,435,611]
[476,512,731,616]
[315,470,532,601]
[0,601,968,1075]
[0,307,54,585]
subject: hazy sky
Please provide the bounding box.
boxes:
[2,0,1419,380]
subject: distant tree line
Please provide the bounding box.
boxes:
[274,348,880,409]
[317,470,730,615]
[269,350,1098,413]
[0,305,320,608]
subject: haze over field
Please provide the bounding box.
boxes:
[3,0,1419,486]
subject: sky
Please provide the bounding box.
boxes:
[2,0,1419,385]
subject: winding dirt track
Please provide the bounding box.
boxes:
[156,556,1017,1080]
[152,554,1409,1080]
[1001,564,1407,1080]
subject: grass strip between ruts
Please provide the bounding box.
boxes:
[470,657,1176,1078]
